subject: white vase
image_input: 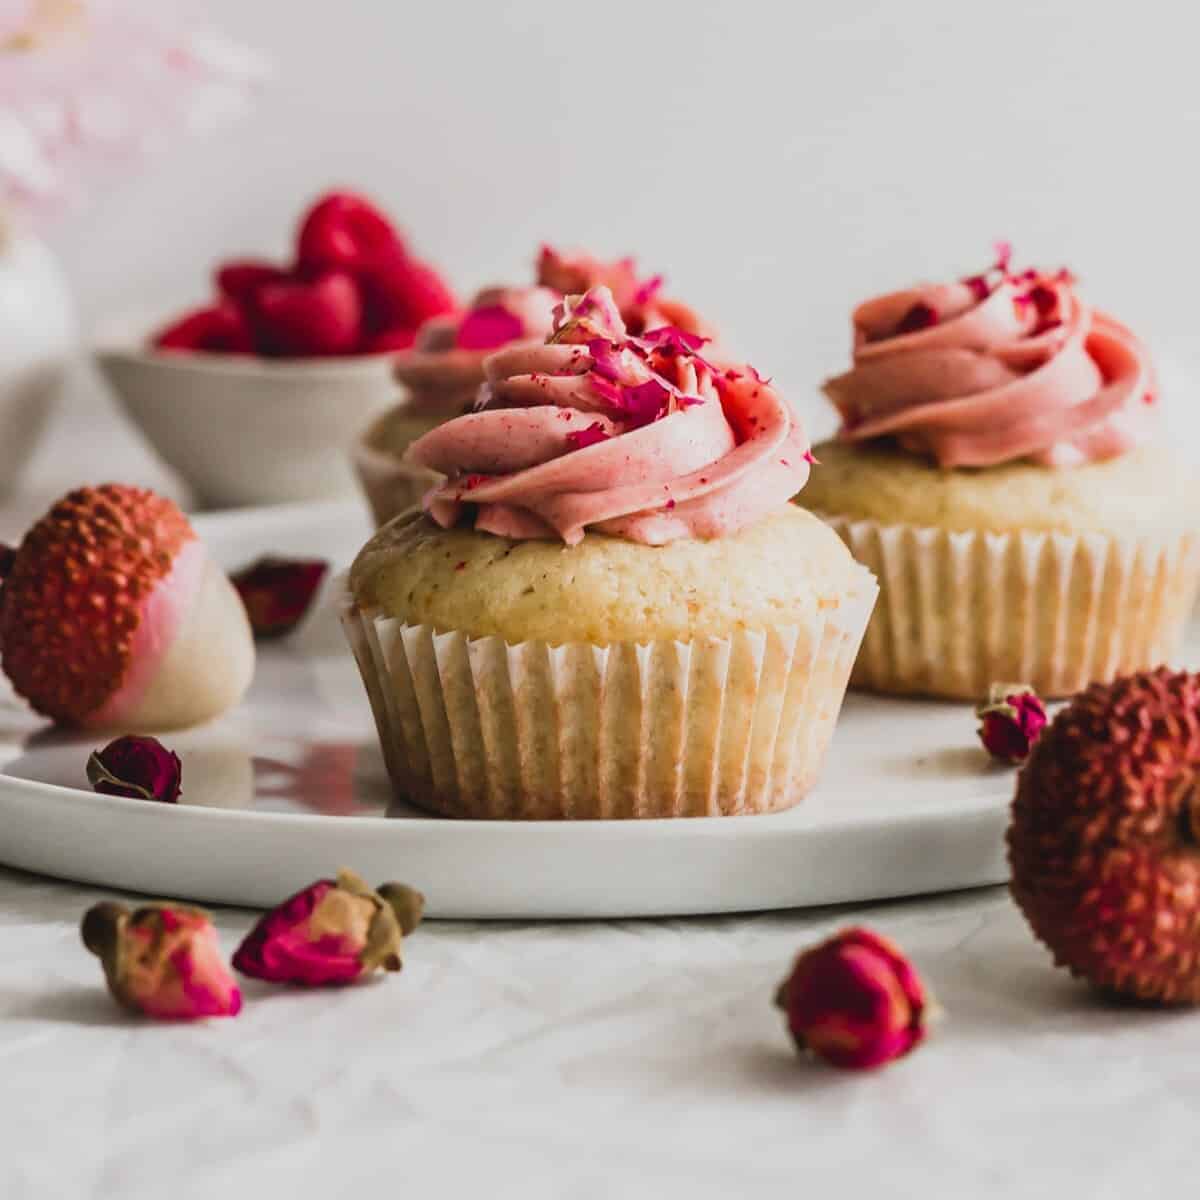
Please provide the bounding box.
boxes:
[0,222,76,496]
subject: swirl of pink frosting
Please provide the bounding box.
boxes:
[536,245,709,338]
[823,250,1157,468]
[405,286,811,546]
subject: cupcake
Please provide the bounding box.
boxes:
[352,245,710,526]
[800,245,1200,700]
[341,286,876,820]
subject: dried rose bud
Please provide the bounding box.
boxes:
[976,682,1047,763]
[232,868,424,987]
[87,735,182,803]
[230,556,328,639]
[81,901,242,1020]
[775,926,928,1070]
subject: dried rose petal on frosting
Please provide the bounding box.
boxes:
[824,245,1157,469]
[633,273,664,307]
[406,285,812,546]
[232,868,424,987]
[446,286,560,353]
[88,735,182,803]
[456,305,526,351]
[565,421,611,450]
[82,901,242,1020]
[536,245,707,337]
[552,287,626,343]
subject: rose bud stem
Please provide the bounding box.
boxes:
[377,882,425,935]
[81,900,127,962]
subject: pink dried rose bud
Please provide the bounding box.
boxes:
[775,927,929,1070]
[230,556,328,639]
[976,682,1047,763]
[232,868,424,987]
[87,735,182,803]
[81,901,242,1020]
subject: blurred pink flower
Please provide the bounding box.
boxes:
[0,0,267,222]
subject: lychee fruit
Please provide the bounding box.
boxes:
[0,485,255,731]
[1009,667,1200,1004]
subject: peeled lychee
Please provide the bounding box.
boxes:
[1009,668,1200,1004]
[0,485,255,732]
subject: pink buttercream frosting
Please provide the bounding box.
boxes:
[405,286,811,546]
[395,247,711,420]
[536,245,709,337]
[89,538,206,728]
[823,248,1157,469]
[394,286,559,418]
[415,285,560,354]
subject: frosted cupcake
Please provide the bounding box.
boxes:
[342,286,876,819]
[352,245,709,525]
[801,245,1200,699]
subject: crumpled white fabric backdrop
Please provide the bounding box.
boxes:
[4,868,1197,1200]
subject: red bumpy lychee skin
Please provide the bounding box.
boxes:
[1009,668,1200,1004]
[0,485,193,726]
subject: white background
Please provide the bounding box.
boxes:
[45,0,1200,442]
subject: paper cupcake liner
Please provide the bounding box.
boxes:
[340,575,877,820]
[350,409,444,527]
[821,514,1200,700]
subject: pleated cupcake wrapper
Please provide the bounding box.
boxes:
[822,514,1200,700]
[350,434,443,528]
[340,574,877,820]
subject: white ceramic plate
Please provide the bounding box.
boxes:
[0,499,1036,917]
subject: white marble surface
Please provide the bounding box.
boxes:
[3,393,1200,1200]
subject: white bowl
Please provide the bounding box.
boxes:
[0,234,75,496]
[95,325,400,508]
